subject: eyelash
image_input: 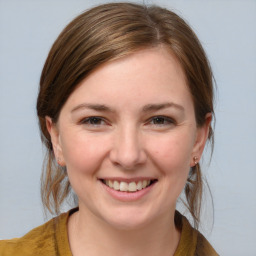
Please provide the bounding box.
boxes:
[80,116,107,126]
[147,116,176,126]
[79,115,175,127]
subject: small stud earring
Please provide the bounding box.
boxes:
[193,156,198,165]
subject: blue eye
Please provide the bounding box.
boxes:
[150,116,175,126]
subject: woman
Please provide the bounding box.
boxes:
[0,2,218,255]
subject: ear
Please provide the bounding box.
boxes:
[190,113,212,167]
[45,116,65,166]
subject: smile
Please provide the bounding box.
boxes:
[101,179,157,193]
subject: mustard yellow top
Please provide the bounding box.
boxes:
[0,208,218,256]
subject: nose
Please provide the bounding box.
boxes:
[109,126,147,170]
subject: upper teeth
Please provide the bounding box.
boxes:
[104,180,151,192]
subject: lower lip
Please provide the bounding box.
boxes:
[100,181,156,202]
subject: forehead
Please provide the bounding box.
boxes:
[62,47,192,112]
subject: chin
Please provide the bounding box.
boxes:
[106,216,150,231]
[98,207,159,231]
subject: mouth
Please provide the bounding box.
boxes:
[100,179,158,193]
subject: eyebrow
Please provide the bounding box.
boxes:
[142,102,184,112]
[71,103,115,113]
[71,102,184,113]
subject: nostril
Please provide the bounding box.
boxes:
[109,148,147,170]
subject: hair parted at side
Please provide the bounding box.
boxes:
[37,2,215,228]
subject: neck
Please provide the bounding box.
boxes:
[68,206,180,256]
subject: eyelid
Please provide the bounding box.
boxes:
[78,115,176,127]
[147,115,176,125]
[79,116,109,126]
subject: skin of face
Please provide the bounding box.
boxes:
[46,46,211,233]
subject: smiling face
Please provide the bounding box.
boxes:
[47,47,210,230]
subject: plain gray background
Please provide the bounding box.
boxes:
[0,0,256,255]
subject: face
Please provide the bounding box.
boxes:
[47,47,210,230]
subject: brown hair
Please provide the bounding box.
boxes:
[37,2,215,228]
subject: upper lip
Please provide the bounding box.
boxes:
[98,177,158,183]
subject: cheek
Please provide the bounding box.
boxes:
[145,133,195,209]
[60,132,110,176]
[148,133,193,174]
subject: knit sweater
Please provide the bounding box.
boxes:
[0,208,218,256]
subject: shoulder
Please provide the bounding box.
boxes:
[0,217,57,256]
[0,211,70,256]
[174,211,219,256]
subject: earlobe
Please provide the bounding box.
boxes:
[45,116,65,166]
[190,113,212,167]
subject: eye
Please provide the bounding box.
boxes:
[80,116,107,126]
[148,116,176,126]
